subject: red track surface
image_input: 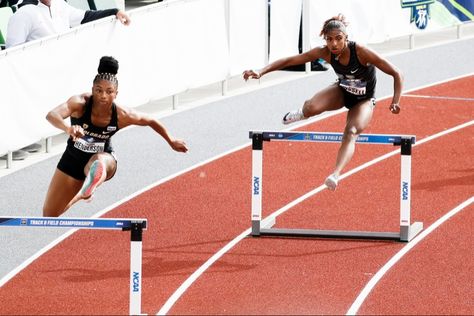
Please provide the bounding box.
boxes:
[0,76,473,315]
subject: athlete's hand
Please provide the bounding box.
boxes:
[243,70,261,81]
[116,10,131,26]
[170,139,188,153]
[389,103,400,114]
[68,125,85,141]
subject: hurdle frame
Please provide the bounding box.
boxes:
[249,131,423,242]
[0,216,147,315]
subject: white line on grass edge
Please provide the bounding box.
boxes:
[157,120,473,315]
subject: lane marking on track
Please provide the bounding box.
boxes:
[157,120,474,315]
[346,196,474,316]
[0,109,344,288]
[1,72,472,307]
[0,229,78,288]
[403,94,474,101]
[402,73,473,94]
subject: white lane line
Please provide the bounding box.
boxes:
[157,229,251,315]
[346,196,474,316]
[0,143,248,288]
[157,120,474,315]
[402,73,473,95]
[0,109,343,288]
[0,229,78,288]
[403,94,474,101]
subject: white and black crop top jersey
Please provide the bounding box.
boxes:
[66,97,119,158]
[330,41,376,98]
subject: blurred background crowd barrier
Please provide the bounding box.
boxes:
[0,0,472,159]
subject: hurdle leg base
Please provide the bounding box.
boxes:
[259,228,401,241]
[251,217,276,237]
[262,217,275,229]
[251,220,260,236]
[400,222,423,242]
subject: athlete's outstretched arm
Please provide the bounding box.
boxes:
[46,94,89,140]
[119,107,188,153]
[357,44,404,114]
[243,46,326,80]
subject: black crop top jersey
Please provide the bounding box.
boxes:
[66,97,119,158]
[330,41,376,98]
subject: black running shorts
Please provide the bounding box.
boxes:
[57,149,117,181]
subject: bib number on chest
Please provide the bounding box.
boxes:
[74,137,105,153]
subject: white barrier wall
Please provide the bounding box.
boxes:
[0,0,268,154]
[268,0,302,62]
[309,0,464,46]
[0,0,468,155]
[229,0,268,75]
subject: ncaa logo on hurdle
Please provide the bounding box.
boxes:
[132,271,140,292]
[402,181,409,200]
[253,176,260,195]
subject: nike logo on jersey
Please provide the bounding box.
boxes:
[350,68,359,74]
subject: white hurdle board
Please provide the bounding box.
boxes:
[249,131,423,242]
[0,216,147,315]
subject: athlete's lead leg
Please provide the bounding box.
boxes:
[65,153,116,210]
[282,84,344,124]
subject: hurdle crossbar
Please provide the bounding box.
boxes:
[249,130,423,242]
[0,216,147,315]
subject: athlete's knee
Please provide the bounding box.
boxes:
[86,154,110,172]
[343,125,362,141]
[302,99,323,117]
[100,154,117,176]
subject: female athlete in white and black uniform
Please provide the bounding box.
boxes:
[243,14,403,191]
[43,56,188,217]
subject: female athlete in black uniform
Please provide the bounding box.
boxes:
[243,14,403,191]
[43,56,188,217]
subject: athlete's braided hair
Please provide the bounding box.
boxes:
[94,56,119,87]
[319,14,349,38]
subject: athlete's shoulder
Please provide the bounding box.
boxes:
[353,41,369,52]
[69,93,89,103]
[353,43,379,66]
[115,104,134,125]
[66,93,89,111]
[114,103,129,116]
[311,45,331,63]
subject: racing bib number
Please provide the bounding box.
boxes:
[74,137,105,153]
[339,79,367,96]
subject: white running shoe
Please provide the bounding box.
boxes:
[325,174,338,191]
[282,109,305,125]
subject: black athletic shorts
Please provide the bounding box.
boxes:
[342,89,376,109]
[57,149,117,181]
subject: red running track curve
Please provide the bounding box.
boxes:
[0,75,473,315]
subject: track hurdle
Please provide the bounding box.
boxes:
[0,216,147,315]
[249,130,423,242]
